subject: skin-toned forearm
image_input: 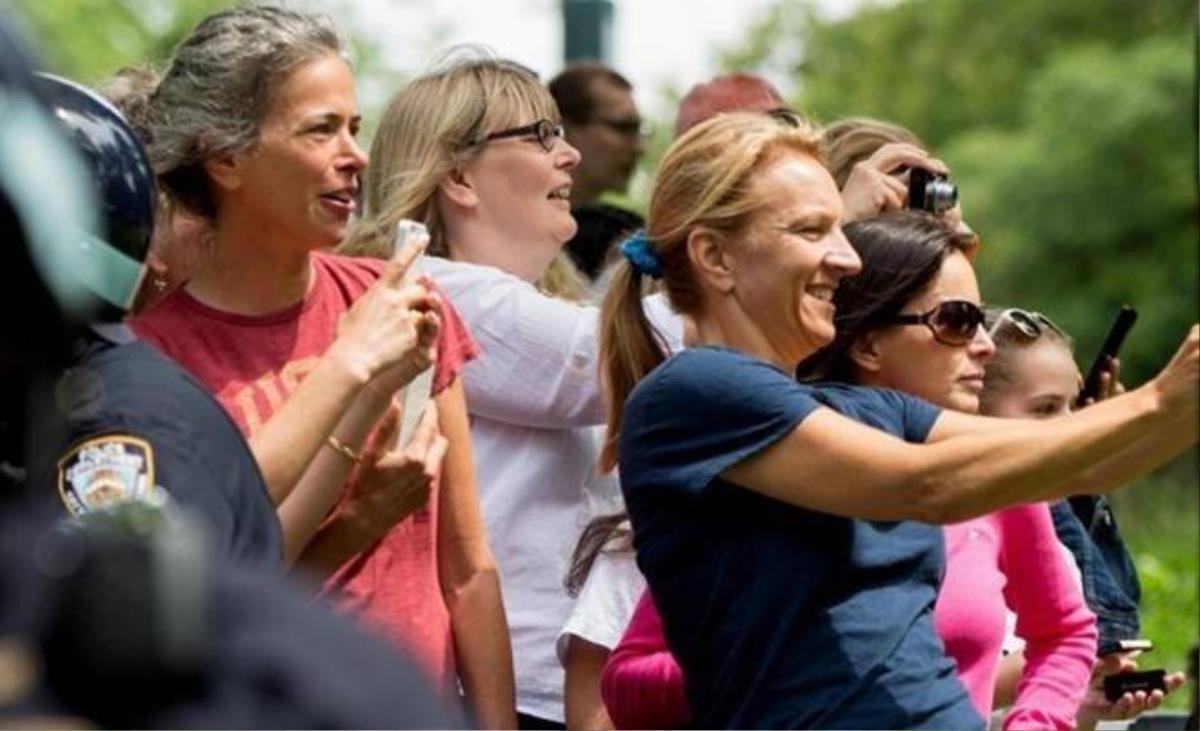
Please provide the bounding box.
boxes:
[726,385,1172,524]
[993,651,1025,710]
[909,386,1167,522]
[564,640,615,730]
[435,381,516,728]
[1056,410,1197,498]
[249,350,369,504]
[448,569,516,728]
[277,386,391,564]
[292,509,379,581]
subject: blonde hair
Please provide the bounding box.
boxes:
[598,112,824,469]
[821,116,924,189]
[341,49,559,259]
[537,252,590,302]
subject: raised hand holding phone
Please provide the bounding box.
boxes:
[327,226,436,391]
[1076,306,1137,408]
[392,220,437,447]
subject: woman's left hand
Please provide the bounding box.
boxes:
[1078,357,1127,408]
[1075,653,1186,729]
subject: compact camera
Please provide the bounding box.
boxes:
[908,167,958,215]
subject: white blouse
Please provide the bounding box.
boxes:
[424,256,681,721]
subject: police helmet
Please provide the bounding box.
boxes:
[34,73,154,318]
[0,21,100,366]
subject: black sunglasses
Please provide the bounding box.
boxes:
[593,116,652,139]
[881,299,987,346]
[474,119,564,153]
[987,308,1067,340]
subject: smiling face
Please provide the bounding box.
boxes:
[458,113,582,280]
[982,338,1082,419]
[860,250,996,413]
[726,153,862,366]
[220,53,367,252]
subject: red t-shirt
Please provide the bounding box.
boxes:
[131,251,479,695]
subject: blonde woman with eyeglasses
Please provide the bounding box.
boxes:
[341,51,681,727]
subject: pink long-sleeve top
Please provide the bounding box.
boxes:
[602,503,1097,730]
[936,502,1097,729]
[601,590,690,730]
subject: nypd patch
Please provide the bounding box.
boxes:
[57,435,157,515]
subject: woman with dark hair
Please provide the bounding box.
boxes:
[597,111,1197,728]
[796,211,1096,727]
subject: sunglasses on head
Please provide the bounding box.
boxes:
[881,299,987,346]
[473,118,564,153]
[987,308,1066,340]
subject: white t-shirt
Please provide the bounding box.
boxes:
[425,257,681,721]
[556,547,646,665]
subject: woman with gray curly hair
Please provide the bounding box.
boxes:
[129,7,515,724]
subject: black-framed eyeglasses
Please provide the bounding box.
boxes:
[474,119,564,153]
[987,308,1067,340]
[881,299,987,347]
[593,117,652,139]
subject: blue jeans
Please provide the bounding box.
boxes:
[1050,496,1141,647]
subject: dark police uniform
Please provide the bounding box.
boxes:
[28,323,282,565]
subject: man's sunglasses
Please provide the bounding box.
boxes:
[594,116,652,139]
[987,308,1067,340]
[881,299,987,347]
[473,119,565,153]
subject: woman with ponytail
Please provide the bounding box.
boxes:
[597,111,1198,729]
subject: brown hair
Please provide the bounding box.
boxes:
[563,512,633,597]
[822,116,924,189]
[548,61,633,125]
[598,112,824,470]
[796,210,979,384]
[141,5,343,220]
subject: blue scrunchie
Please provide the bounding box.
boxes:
[619,230,663,280]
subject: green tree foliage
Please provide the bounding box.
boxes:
[10,0,231,82]
[948,34,1198,384]
[720,0,1197,384]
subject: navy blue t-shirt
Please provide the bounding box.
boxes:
[29,326,282,565]
[619,346,982,729]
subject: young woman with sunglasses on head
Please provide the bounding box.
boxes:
[341,51,682,728]
[796,212,1097,728]
[598,112,1197,728]
[126,8,512,725]
[980,307,1186,728]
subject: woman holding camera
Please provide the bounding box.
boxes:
[128,8,514,724]
[598,111,1198,728]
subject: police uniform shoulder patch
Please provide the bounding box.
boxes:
[57,434,157,515]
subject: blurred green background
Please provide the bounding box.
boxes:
[11,0,1198,709]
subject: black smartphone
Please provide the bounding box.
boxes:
[1098,638,1154,657]
[1103,669,1167,702]
[1076,305,1138,408]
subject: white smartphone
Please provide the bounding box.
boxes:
[393,220,434,447]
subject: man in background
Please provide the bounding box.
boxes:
[549,62,646,283]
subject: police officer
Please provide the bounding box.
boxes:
[0,19,461,728]
[18,74,281,565]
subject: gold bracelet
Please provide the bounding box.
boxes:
[325,435,362,463]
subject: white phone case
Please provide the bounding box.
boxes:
[393,220,434,447]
